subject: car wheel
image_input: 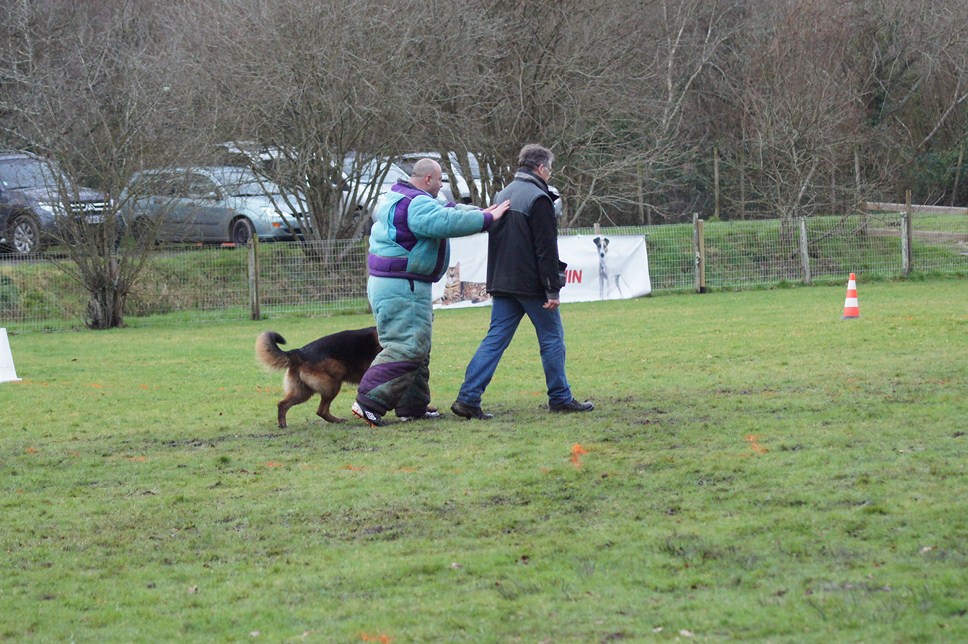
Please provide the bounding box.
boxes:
[8,214,42,255]
[230,218,255,245]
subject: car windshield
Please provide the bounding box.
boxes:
[210,168,282,197]
[0,158,65,191]
[396,153,470,182]
[395,159,418,175]
[345,158,406,185]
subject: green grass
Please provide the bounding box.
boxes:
[911,214,968,233]
[2,279,967,641]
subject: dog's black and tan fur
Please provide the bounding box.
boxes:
[255,327,381,428]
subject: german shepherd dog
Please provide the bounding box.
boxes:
[256,327,381,428]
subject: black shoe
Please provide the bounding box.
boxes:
[549,399,594,413]
[352,401,387,427]
[450,400,493,420]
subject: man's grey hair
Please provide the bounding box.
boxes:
[518,144,554,171]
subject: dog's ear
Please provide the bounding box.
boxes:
[593,236,601,245]
[603,238,609,249]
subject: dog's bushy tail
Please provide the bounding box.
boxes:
[255,331,293,371]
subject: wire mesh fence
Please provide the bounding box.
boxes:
[2,210,965,332]
[254,241,369,318]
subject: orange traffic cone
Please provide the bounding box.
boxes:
[841,273,859,319]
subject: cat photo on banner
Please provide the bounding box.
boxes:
[432,262,489,306]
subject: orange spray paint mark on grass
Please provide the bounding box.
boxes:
[265,461,284,468]
[745,435,768,454]
[341,464,365,472]
[570,444,589,468]
[360,633,392,643]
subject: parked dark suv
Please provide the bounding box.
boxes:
[0,151,108,255]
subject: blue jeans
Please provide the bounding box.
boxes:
[457,295,573,407]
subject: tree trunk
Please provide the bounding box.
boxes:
[84,258,126,329]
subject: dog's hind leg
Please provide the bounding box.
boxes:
[278,377,314,429]
[314,380,345,423]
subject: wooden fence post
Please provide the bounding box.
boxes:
[952,142,964,207]
[693,213,706,293]
[248,234,260,320]
[713,144,720,220]
[902,190,913,277]
[799,217,812,285]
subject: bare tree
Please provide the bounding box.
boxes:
[175,0,423,252]
[865,0,968,204]
[0,0,209,328]
[570,0,741,225]
[700,0,869,234]
[433,0,740,227]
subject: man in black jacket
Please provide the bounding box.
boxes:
[451,144,593,419]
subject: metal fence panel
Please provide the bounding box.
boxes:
[806,213,903,280]
[0,256,86,330]
[2,211,965,332]
[127,245,251,322]
[563,225,696,292]
[254,240,369,318]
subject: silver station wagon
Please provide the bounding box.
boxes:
[120,166,309,245]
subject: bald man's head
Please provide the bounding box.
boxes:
[410,158,443,198]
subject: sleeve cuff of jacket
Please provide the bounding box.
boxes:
[481,211,494,230]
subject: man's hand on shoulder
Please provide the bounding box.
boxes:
[484,199,511,221]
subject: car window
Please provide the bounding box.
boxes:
[212,167,282,197]
[128,173,169,197]
[395,156,440,179]
[228,179,281,197]
[161,176,185,198]
[396,154,463,183]
[0,158,63,191]
[186,174,219,198]
[348,159,406,186]
[384,165,407,183]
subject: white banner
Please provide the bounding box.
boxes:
[432,233,650,308]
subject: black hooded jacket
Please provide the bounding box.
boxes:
[486,168,564,300]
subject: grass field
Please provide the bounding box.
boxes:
[2,278,966,641]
